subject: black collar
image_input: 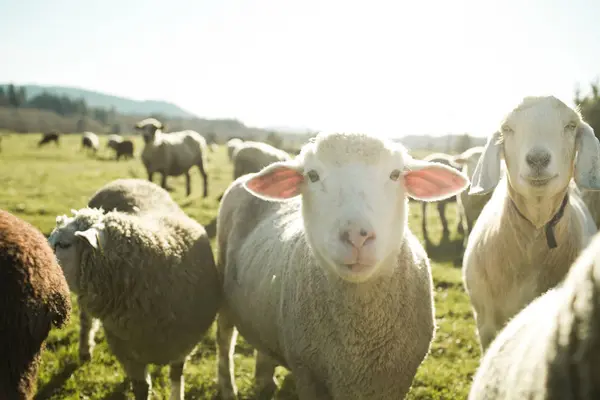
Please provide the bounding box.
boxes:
[510,193,569,249]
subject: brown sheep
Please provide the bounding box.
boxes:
[38,131,60,147]
[0,209,72,399]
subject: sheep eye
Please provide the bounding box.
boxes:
[56,242,71,250]
[306,170,320,183]
[565,122,577,131]
[389,169,402,181]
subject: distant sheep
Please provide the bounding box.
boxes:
[216,131,469,399]
[0,209,71,399]
[135,118,209,198]
[452,146,495,246]
[420,152,461,242]
[111,140,134,161]
[463,96,600,351]
[469,230,600,399]
[231,140,291,180]
[38,131,60,147]
[106,134,124,150]
[81,132,99,154]
[227,138,243,161]
[49,180,220,400]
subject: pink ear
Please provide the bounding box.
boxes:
[244,165,304,200]
[404,165,469,201]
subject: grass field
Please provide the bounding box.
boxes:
[0,133,481,399]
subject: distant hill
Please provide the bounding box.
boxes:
[394,134,487,154]
[12,84,197,119]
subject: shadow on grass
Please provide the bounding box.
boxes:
[424,236,465,266]
[34,361,79,400]
[100,381,129,400]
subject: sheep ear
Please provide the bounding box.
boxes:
[75,226,105,250]
[574,121,600,190]
[244,161,304,201]
[469,131,502,195]
[403,158,470,202]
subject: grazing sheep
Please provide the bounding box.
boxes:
[0,209,71,399]
[110,140,134,161]
[135,118,209,198]
[227,138,243,161]
[231,140,291,180]
[81,131,99,154]
[38,131,60,147]
[48,193,220,400]
[216,132,469,399]
[420,152,461,242]
[469,230,600,399]
[463,96,600,351]
[452,146,495,246]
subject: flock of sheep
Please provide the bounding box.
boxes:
[3,95,600,399]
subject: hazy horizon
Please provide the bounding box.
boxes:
[1,0,599,137]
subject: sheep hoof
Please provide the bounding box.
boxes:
[79,352,91,364]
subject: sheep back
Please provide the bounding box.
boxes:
[0,209,71,399]
[141,130,208,177]
[231,141,291,179]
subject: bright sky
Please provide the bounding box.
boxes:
[1,0,599,137]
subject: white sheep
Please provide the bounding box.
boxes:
[468,230,600,399]
[226,138,243,161]
[463,96,600,351]
[231,140,291,180]
[48,180,221,400]
[420,152,461,242]
[82,131,99,154]
[452,146,494,246]
[135,118,209,198]
[216,131,470,399]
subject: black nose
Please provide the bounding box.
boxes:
[526,150,551,169]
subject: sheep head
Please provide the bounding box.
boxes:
[470,96,600,197]
[135,118,164,144]
[243,132,469,283]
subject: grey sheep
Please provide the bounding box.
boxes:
[81,131,99,154]
[135,118,209,198]
[38,131,60,147]
[216,131,470,399]
[48,180,220,400]
[463,96,600,351]
[231,140,291,180]
[0,209,71,399]
[469,230,600,399]
[226,138,243,161]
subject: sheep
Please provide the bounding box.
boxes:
[468,230,600,399]
[48,189,220,400]
[216,131,470,399]
[38,131,60,147]
[110,140,134,161]
[231,140,291,180]
[579,189,600,229]
[81,131,99,154]
[227,138,243,161]
[106,134,124,150]
[420,152,461,242]
[135,118,209,198]
[0,209,71,399]
[462,95,600,351]
[452,146,494,245]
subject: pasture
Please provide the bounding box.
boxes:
[0,133,481,399]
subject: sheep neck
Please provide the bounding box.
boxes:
[506,184,569,249]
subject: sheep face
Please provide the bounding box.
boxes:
[244,132,469,283]
[48,208,106,292]
[470,96,600,195]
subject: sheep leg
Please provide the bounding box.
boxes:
[160,174,175,192]
[421,202,429,242]
[185,171,192,197]
[147,171,154,183]
[291,365,331,400]
[78,309,100,363]
[169,361,185,400]
[217,310,239,400]
[437,202,449,241]
[254,351,278,399]
[474,312,497,351]
[197,162,208,198]
[122,360,151,400]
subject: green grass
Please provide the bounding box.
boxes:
[0,133,481,399]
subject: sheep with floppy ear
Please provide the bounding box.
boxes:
[216,131,469,399]
[0,209,71,400]
[463,96,599,351]
[135,118,209,198]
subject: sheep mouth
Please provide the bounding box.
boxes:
[522,175,557,187]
